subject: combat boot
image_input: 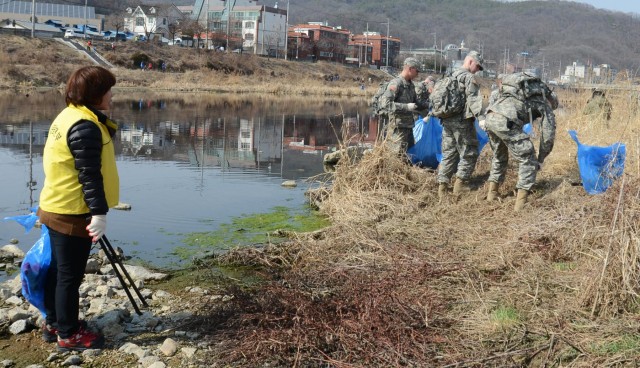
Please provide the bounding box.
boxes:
[514,189,529,211]
[438,183,448,202]
[452,178,472,195]
[486,182,500,201]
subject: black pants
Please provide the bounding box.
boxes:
[44,228,92,338]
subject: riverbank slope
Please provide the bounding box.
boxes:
[0,34,386,97]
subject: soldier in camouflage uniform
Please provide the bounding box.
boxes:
[414,76,435,117]
[379,57,428,156]
[583,89,612,124]
[482,73,558,211]
[437,51,484,197]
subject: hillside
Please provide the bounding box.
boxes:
[290,0,640,73]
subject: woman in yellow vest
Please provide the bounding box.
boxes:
[37,66,119,351]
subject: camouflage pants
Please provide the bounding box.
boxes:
[386,116,415,156]
[485,114,538,191]
[437,118,479,183]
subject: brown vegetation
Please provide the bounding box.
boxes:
[182,88,640,367]
[0,34,383,97]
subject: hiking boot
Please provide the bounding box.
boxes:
[57,324,104,352]
[42,323,58,343]
[514,189,529,211]
[486,182,500,201]
[452,178,472,195]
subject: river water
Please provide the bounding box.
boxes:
[0,90,378,274]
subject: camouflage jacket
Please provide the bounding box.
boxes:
[449,68,483,120]
[380,76,428,126]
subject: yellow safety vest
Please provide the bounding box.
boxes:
[40,105,119,215]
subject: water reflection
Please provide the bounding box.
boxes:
[0,90,379,272]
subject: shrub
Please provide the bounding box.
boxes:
[131,52,150,69]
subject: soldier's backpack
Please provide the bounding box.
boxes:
[429,74,465,119]
[500,72,558,110]
[370,81,389,116]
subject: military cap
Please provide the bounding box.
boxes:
[467,50,484,71]
[404,57,421,72]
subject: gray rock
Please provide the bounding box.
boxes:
[85,259,101,274]
[0,308,9,323]
[153,290,171,299]
[139,356,161,367]
[122,265,168,281]
[81,349,101,358]
[5,296,23,306]
[181,347,197,358]
[159,338,178,356]
[9,319,29,334]
[0,288,13,301]
[87,298,107,315]
[8,308,30,323]
[281,180,297,187]
[0,359,15,368]
[147,362,166,368]
[1,244,24,258]
[131,311,160,328]
[61,355,83,366]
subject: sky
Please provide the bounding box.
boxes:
[572,0,640,14]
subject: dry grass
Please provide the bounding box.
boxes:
[0,34,382,98]
[184,86,640,367]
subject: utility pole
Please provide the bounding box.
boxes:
[204,0,209,50]
[284,0,289,60]
[205,0,209,50]
[385,18,389,68]
[365,22,368,64]
[31,0,35,37]
[84,0,87,39]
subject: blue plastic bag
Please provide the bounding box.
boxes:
[474,119,489,154]
[409,116,489,168]
[408,115,442,168]
[568,130,626,195]
[4,211,50,318]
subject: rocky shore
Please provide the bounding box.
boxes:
[0,242,221,367]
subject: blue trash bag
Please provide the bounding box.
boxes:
[523,123,532,135]
[568,130,626,195]
[408,115,442,169]
[474,119,489,154]
[4,211,50,318]
[409,116,490,168]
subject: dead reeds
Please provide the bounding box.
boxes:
[189,88,640,366]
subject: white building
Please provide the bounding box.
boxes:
[192,0,287,55]
[124,5,184,39]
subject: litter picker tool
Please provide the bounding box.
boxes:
[97,235,149,315]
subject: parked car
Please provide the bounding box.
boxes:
[104,33,126,42]
[64,29,86,39]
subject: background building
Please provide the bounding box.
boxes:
[124,5,185,40]
[289,22,351,63]
[192,0,287,55]
[0,1,103,31]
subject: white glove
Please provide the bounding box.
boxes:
[86,215,107,242]
[478,119,486,131]
[407,103,417,111]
